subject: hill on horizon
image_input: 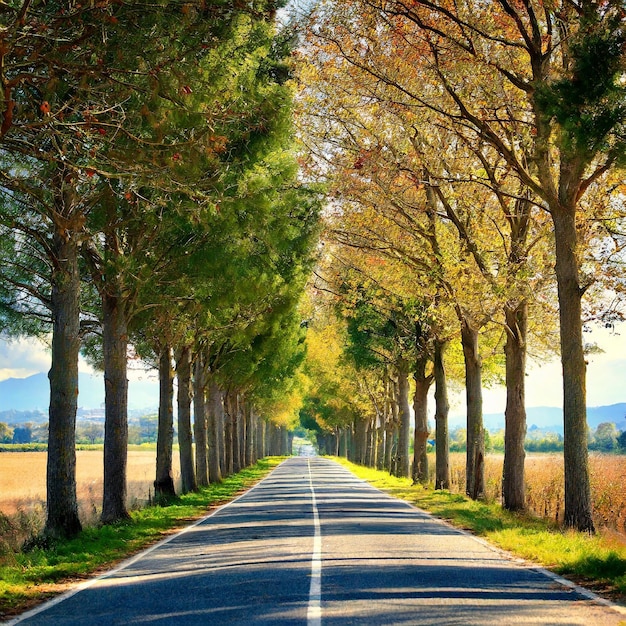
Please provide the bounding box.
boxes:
[450,404,626,434]
[2,373,625,433]
[0,372,158,414]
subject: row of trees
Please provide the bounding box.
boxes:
[0,417,156,445]
[296,0,626,531]
[0,2,321,539]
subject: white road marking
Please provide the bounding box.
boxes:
[5,464,283,626]
[307,459,322,626]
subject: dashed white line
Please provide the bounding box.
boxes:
[307,459,322,626]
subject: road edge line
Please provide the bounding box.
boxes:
[330,458,626,618]
[5,459,289,626]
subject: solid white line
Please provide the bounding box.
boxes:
[6,461,288,626]
[307,458,322,626]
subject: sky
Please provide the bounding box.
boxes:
[0,336,155,387]
[1,323,625,414]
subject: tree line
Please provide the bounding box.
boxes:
[296,0,626,532]
[0,1,322,540]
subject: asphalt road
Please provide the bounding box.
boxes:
[8,457,625,625]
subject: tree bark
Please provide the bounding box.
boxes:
[396,358,411,478]
[354,418,368,465]
[460,316,485,500]
[45,229,82,539]
[238,395,245,469]
[207,377,223,483]
[552,207,594,532]
[245,403,255,466]
[155,345,175,497]
[176,345,197,494]
[386,377,398,473]
[229,392,241,473]
[100,289,130,524]
[256,417,266,461]
[503,300,528,511]
[412,357,432,485]
[376,425,385,470]
[224,393,234,475]
[433,340,451,490]
[193,354,209,487]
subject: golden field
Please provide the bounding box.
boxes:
[442,452,626,533]
[0,449,181,527]
[1,450,624,540]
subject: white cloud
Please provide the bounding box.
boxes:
[0,336,51,380]
[0,336,100,381]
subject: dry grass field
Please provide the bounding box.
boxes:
[436,452,626,534]
[2,449,624,546]
[0,449,181,530]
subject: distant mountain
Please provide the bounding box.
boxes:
[0,372,158,414]
[470,404,626,434]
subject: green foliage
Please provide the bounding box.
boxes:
[0,443,47,453]
[343,286,434,371]
[535,5,626,161]
[589,422,619,452]
[0,423,13,444]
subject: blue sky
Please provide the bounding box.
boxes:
[1,323,625,413]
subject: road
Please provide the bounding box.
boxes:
[8,457,625,625]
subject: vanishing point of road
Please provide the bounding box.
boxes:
[8,457,626,625]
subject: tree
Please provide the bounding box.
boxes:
[12,425,32,444]
[360,0,626,531]
[591,422,618,452]
[0,422,13,443]
[300,0,625,529]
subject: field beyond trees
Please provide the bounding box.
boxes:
[441,453,626,535]
[0,449,181,551]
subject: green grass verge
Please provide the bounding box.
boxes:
[333,457,626,604]
[0,457,284,619]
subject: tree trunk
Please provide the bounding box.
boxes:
[176,345,197,494]
[237,395,245,467]
[257,417,266,460]
[45,230,82,539]
[272,422,280,456]
[434,340,451,490]
[245,403,255,466]
[229,393,241,473]
[461,316,485,500]
[207,377,223,483]
[101,290,130,524]
[266,421,273,456]
[193,354,209,487]
[552,207,594,532]
[503,300,528,511]
[155,345,175,497]
[224,394,234,475]
[355,418,368,465]
[396,358,411,478]
[376,425,385,470]
[386,378,398,473]
[365,417,376,467]
[412,357,432,485]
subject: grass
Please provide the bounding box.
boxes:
[334,457,626,605]
[0,457,284,619]
[3,454,625,619]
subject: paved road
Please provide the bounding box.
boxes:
[9,457,625,625]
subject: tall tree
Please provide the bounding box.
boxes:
[360,0,626,531]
